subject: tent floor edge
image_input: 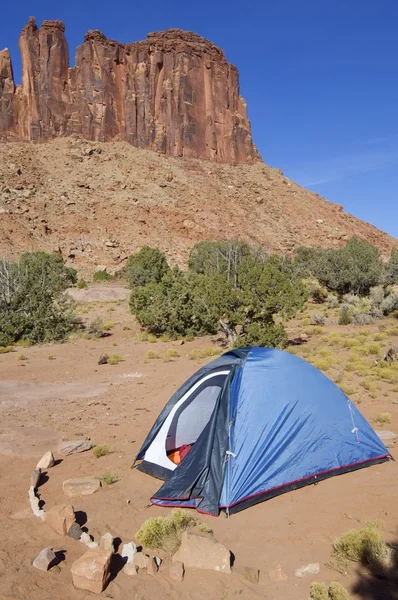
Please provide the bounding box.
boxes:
[224,455,391,515]
[135,460,173,481]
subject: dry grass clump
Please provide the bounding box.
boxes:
[310,582,352,600]
[103,320,118,331]
[146,350,161,360]
[17,353,27,361]
[332,521,393,571]
[188,347,222,360]
[372,412,392,425]
[0,346,14,353]
[107,354,123,365]
[93,444,110,458]
[97,472,118,485]
[135,509,197,554]
[163,348,180,359]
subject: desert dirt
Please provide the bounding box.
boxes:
[0,287,397,600]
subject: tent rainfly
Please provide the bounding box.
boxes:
[134,347,391,515]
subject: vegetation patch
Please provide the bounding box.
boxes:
[331,521,393,572]
[107,354,123,365]
[188,347,222,360]
[97,472,118,485]
[135,509,196,554]
[93,444,110,458]
[0,346,14,353]
[372,412,392,425]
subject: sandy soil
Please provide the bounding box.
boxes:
[0,294,397,600]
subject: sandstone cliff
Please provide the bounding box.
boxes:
[0,18,259,163]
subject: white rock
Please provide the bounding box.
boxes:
[36,450,55,470]
[100,533,114,553]
[294,563,320,578]
[121,542,137,564]
[33,547,57,571]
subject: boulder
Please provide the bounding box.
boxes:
[45,504,75,535]
[173,531,231,574]
[58,439,92,456]
[30,469,41,489]
[67,522,83,540]
[71,547,112,594]
[169,561,184,582]
[33,547,57,571]
[295,563,320,578]
[123,563,138,576]
[36,450,55,470]
[132,552,149,570]
[121,542,137,564]
[376,430,397,448]
[100,533,114,553]
[63,477,101,497]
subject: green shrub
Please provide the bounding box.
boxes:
[311,312,326,326]
[125,246,170,287]
[93,270,113,282]
[0,252,78,346]
[77,278,88,289]
[135,509,196,554]
[327,294,339,309]
[339,305,352,325]
[328,582,352,600]
[85,317,104,338]
[385,248,398,284]
[93,444,110,458]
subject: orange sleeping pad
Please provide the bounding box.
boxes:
[167,444,192,465]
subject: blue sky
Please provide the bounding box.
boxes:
[1,0,397,238]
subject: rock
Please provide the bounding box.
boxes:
[147,557,157,576]
[36,450,55,470]
[239,566,260,584]
[30,469,41,489]
[133,552,149,570]
[169,561,184,582]
[0,20,259,164]
[268,565,288,582]
[45,503,75,535]
[173,531,231,574]
[68,521,83,540]
[33,547,57,571]
[80,532,92,545]
[58,439,92,456]
[100,533,114,553]
[121,542,137,564]
[71,547,112,594]
[295,563,320,578]
[98,354,109,365]
[383,346,398,363]
[376,430,397,448]
[63,476,101,497]
[123,563,138,576]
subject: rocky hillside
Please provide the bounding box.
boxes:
[0,19,258,163]
[0,137,396,274]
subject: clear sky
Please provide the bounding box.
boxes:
[1,0,397,238]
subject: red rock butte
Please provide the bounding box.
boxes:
[0,18,260,163]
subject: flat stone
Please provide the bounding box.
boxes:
[169,561,184,582]
[30,469,41,489]
[100,533,114,553]
[71,547,112,594]
[147,557,157,576]
[132,552,149,570]
[36,450,55,470]
[45,503,75,536]
[33,547,57,571]
[173,531,231,574]
[268,565,288,582]
[63,477,101,497]
[58,440,92,456]
[295,563,320,578]
[376,430,397,448]
[68,521,83,540]
[123,563,138,576]
[239,566,260,584]
[80,532,92,545]
[121,542,137,564]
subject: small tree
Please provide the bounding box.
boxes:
[0,252,78,346]
[125,246,170,288]
[385,248,398,285]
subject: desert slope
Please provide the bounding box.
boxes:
[0,137,396,273]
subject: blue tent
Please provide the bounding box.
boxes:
[135,347,390,515]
